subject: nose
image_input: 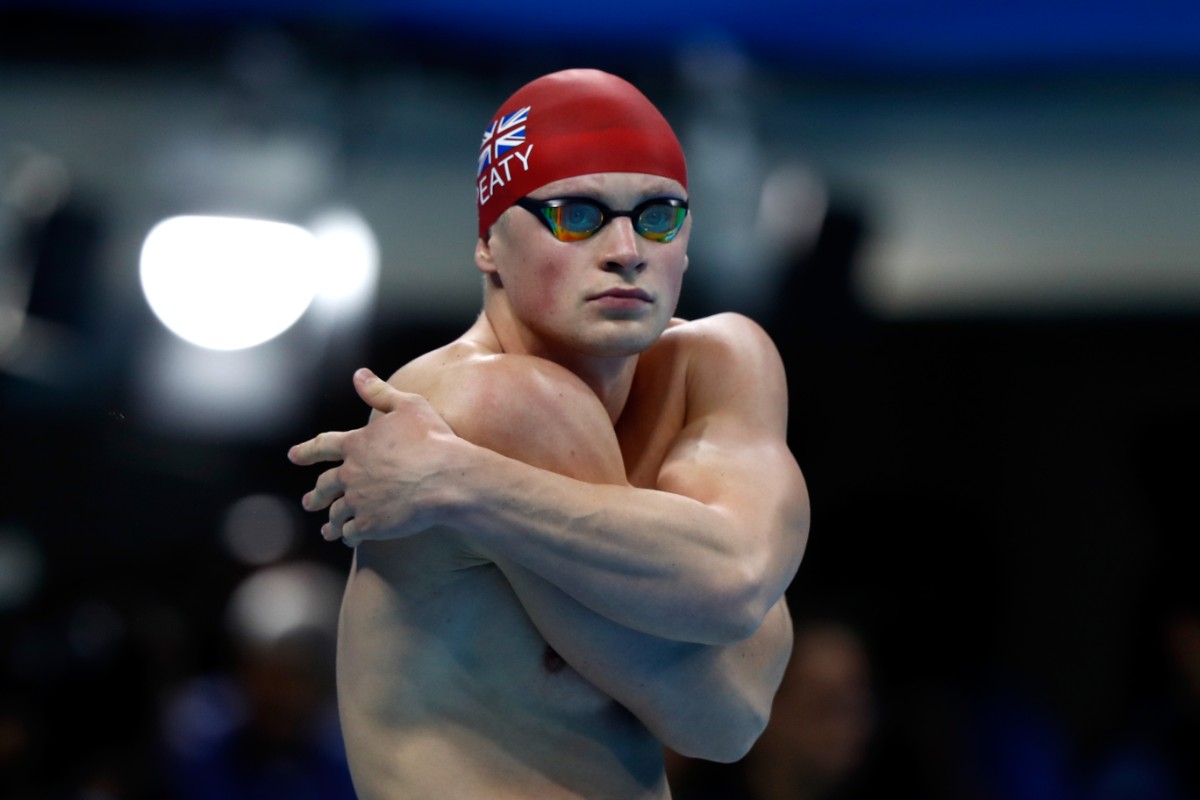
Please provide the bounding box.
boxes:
[599,217,646,273]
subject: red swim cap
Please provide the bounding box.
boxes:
[475,69,688,239]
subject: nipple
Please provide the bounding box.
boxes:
[542,645,567,673]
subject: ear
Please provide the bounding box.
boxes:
[475,233,498,277]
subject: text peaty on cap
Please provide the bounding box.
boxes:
[475,69,688,239]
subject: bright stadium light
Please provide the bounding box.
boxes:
[309,208,379,315]
[139,215,319,351]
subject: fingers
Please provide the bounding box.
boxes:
[292,368,421,550]
[353,367,407,414]
[341,519,362,548]
[288,430,348,466]
[329,494,354,532]
[302,466,345,512]
[288,368,386,463]
[321,520,360,548]
[322,500,361,548]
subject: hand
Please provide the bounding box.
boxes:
[288,368,462,546]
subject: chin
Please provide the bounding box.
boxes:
[592,342,651,359]
[587,325,664,358]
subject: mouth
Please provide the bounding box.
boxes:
[589,287,653,303]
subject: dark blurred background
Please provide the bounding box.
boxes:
[2,2,1199,798]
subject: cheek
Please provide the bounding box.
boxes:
[518,255,571,317]
[660,252,688,297]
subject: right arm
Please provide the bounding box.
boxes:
[419,355,792,761]
[290,351,797,759]
[295,316,808,646]
[502,560,792,762]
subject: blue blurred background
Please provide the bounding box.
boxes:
[2,2,1199,798]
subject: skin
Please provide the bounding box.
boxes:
[289,172,810,799]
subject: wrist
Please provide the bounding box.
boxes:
[428,434,494,531]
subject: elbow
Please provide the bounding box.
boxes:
[653,662,775,763]
[697,716,769,764]
[673,735,758,765]
[660,599,793,763]
[697,563,774,644]
[661,694,770,763]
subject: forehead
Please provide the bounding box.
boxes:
[530,172,687,203]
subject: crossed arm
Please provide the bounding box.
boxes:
[451,330,807,645]
[289,313,810,757]
[292,315,808,645]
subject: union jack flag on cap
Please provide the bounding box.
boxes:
[478,106,530,177]
[475,69,687,238]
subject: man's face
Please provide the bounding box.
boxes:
[477,172,690,363]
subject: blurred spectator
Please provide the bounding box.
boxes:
[740,619,875,800]
[0,692,42,800]
[668,615,878,800]
[668,604,972,800]
[0,593,167,800]
[1082,583,1200,800]
[160,561,354,800]
[959,575,1200,800]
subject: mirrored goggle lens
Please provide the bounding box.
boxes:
[542,203,603,242]
[635,204,688,242]
[542,200,687,243]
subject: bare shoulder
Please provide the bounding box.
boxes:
[386,337,624,485]
[663,313,782,371]
[660,313,788,420]
[389,338,594,403]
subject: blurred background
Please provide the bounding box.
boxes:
[2,1,1199,798]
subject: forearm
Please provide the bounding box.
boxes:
[442,438,798,644]
[495,554,793,762]
[301,347,808,645]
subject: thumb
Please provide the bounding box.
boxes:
[353,368,402,413]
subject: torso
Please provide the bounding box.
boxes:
[337,320,698,799]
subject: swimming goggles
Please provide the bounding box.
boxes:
[514,196,688,243]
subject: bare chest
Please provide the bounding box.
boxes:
[345,534,602,696]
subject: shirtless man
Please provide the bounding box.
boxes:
[288,68,810,799]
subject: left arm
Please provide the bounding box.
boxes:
[498,557,795,762]
[447,316,808,644]
[291,314,809,645]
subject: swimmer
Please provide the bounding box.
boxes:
[289,68,810,800]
